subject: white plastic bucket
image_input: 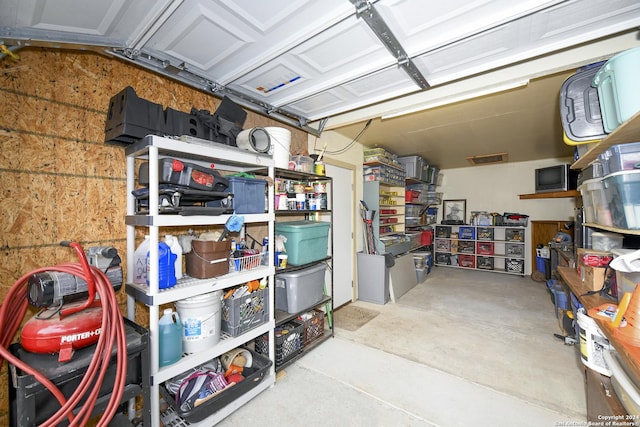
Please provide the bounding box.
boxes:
[576,308,612,376]
[265,126,291,169]
[175,290,222,353]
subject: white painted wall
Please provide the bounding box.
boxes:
[440,159,578,274]
[310,131,365,252]
[310,132,579,276]
[440,159,576,222]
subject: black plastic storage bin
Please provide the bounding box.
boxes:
[9,318,151,427]
[159,348,271,423]
[559,62,607,144]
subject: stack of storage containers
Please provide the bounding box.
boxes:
[363,148,405,186]
[570,46,640,231]
[579,142,640,230]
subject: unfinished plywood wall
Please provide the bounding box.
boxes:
[0,47,309,423]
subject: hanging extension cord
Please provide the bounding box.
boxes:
[0,241,128,426]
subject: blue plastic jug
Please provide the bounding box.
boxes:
[146,241,177,289]
[159,308,182,367]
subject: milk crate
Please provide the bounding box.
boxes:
[458,226,475,240]
[477,256,494,270]
[458,254,476,269]
[505,242,524,257]
[254,320,304,368]
[436,253,451,265]
[476,227,494,241]
[436,226,451,238]
[300,309,325,345]
[505,258,525,274]
[458,241,475,254]
[221,287,270,337]
[435,239,450,252]
[476,242,494,255]
[505,228,525,242]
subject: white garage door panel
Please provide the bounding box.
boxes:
[3,0,169,43]
[414,0,640,86]
[145,3,248,70]
[230,17,393,105]
[285,66,417,120]
[376,0,565,57]
[142,0,353,84]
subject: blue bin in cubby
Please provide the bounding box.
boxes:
[458,226,475,240]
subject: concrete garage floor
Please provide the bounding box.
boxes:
[221,267,587,426]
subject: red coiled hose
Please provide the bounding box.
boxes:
[0,242,128,426]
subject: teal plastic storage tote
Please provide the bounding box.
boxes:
[275,220,330,266]
[593,46,640,133]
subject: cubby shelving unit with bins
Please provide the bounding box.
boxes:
[434,225,526,276]
[363,180,407,255]
[271,168,333,370]
[124,134,276,427]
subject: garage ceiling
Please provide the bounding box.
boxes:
[1,0,639,168]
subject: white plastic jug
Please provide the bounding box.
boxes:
[165,234,183,280]
[133,235,150,284]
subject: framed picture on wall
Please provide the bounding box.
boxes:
[442,199,466,225]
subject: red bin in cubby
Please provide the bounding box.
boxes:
[459,254,475,268]
[476,241,494,255]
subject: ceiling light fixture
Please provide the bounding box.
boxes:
[381,79,530,120]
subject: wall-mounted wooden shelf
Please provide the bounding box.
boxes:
[519,190,579,199]
[571,110,640,170]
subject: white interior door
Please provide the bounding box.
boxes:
[326,162,355,307]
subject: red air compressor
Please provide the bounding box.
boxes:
[20,245,123,362]
[0,241,128,426]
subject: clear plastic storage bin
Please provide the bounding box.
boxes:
[599,142,640,176]
[578,178,613,226]
[603,170,640,229]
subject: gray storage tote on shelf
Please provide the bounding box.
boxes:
[275,263,327,314]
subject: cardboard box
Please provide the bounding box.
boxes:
[577,248,613,292]
[580,265,607,292]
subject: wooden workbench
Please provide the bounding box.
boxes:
[557,266,638,418]
[558,266,640,380]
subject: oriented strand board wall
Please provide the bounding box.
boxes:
[0,47,308,424]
